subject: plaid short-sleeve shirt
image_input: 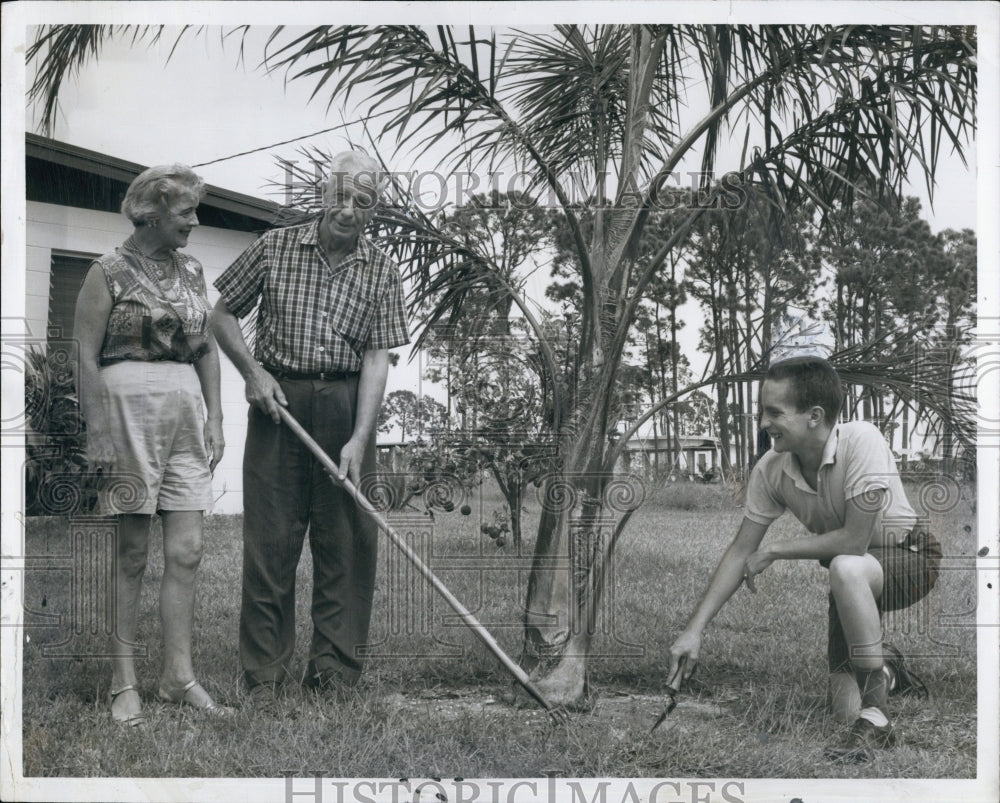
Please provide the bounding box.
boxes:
[214,219,410,373]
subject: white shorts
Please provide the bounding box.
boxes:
[99,361,213,515]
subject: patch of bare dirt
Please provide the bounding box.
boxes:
[381,686,734,737]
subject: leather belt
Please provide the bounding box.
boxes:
[263,365,358,382]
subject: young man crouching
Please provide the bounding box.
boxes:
[667,356,940,761]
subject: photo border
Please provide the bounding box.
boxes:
[3,3,997,802]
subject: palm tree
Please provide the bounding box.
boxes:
[29,24,978,705]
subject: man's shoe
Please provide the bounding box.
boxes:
[303,662,359,691]
[244,682,282,713]
[303,669,355,702]
[883,642,930,698]
[825,715,896,763]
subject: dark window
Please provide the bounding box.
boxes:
[47,252,96,343]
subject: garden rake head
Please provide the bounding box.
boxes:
[523,684,571,726]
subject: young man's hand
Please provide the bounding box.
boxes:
[667,630,701,688]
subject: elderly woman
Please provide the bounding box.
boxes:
[74,164,228,725]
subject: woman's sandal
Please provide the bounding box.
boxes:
[157,679,232,715]
[109,684,147,728]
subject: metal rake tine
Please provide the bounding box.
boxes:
[516,674,568,724]
[648,692,677,734]
[276,406,569,723]
[547,704,571,725]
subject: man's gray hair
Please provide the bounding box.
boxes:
[322,151,387,206]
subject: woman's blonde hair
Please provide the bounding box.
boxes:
[121,164,206,226]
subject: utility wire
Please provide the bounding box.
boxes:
[191,120,358,168]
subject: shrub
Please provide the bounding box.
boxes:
[24,346,98,516]
[369,438,474,513]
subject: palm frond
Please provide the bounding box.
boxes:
[28,25,114,134]
[27,25,187,134]
[610,318,975,473]
[263,27,597,285]
[615,25,974,282]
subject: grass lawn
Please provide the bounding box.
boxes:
[18,479,979,780]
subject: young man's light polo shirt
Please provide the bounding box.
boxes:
[745,421,918,546]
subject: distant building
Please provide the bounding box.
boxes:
[617,435,723,480]
[24,134,279,513]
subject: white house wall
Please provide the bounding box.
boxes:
[27,200,255,514]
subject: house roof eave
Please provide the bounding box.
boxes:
[26,133,280,228]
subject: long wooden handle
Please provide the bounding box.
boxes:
[276,406,558,713]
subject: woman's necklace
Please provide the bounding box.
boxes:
[121,236,206,343]
[124,236,184,301]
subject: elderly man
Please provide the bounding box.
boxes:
[212,152,409,701]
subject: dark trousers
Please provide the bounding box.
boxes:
[239,376,378,688]
[827,532,942,672]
